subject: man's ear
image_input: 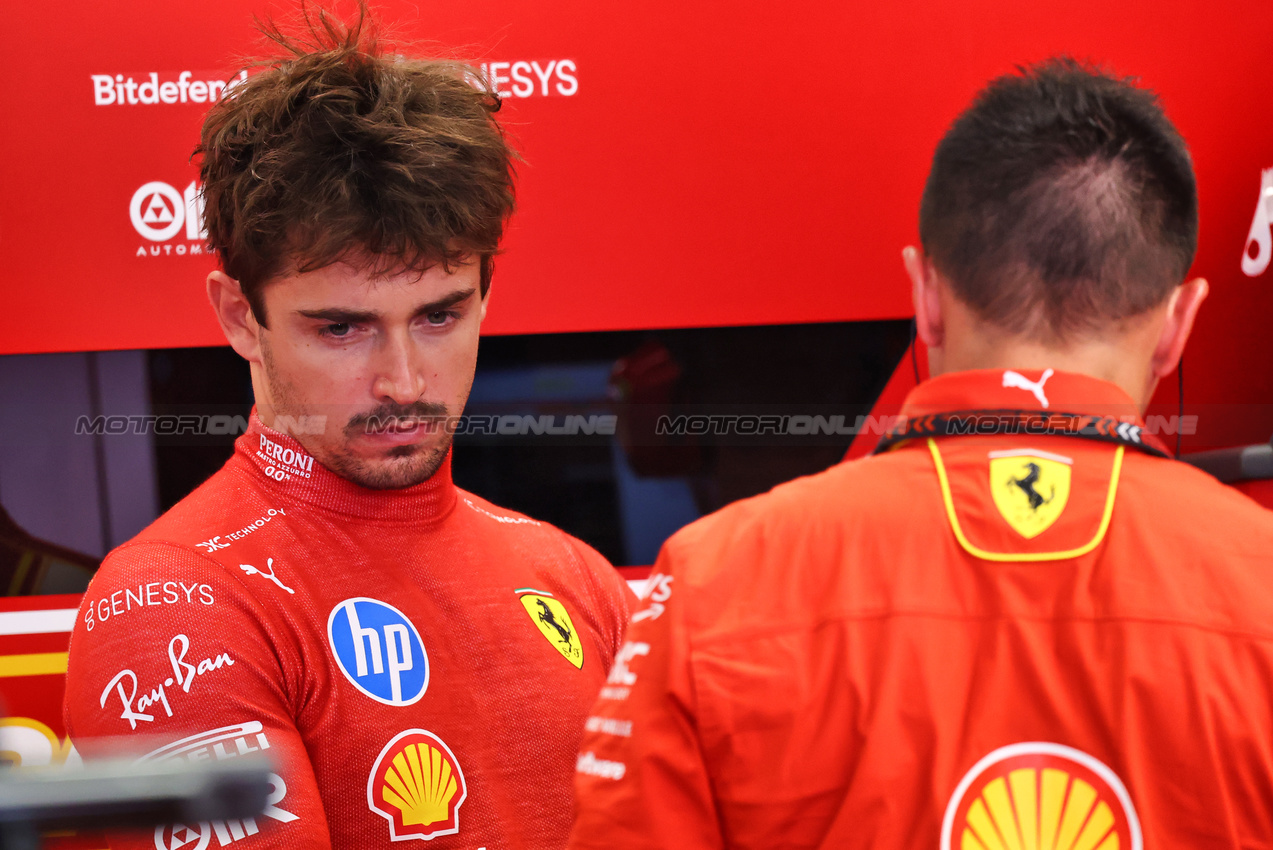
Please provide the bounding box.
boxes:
[478,284,491,325]
[207,271,263,363]
[903,246,944,350]
[1149,277,1209,380]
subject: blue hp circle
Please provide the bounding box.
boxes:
[327,598,428,706]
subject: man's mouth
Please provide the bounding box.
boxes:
[348,405,449,446]
[369,418,421,434]
[362,415,444,438]
[356,412,445,445]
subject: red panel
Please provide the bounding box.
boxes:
[1233,478,1273,511]
[0,593,80,742]
[0,595,109,847]
[2,1,1271,448]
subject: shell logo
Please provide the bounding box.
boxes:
[367,729,467,841]
[941,743,1141,850]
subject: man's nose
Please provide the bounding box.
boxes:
[371,331,426,405]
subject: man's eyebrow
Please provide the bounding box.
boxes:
[409,288,478,319]
[295,288,478,324]
[296,307,380,323]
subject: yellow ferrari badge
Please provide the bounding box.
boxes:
[989,450,1072,539]
[515,590,583,669]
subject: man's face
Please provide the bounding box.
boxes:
[252,259,485,490]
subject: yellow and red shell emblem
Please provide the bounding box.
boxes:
[942,743,1141,850]
[367,730,467,841]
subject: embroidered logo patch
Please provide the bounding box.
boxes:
[989,450,1072,539]
[515,589,583,669]
[942,742,1141,850]
[367,730,466,841]
[327,598,428,706]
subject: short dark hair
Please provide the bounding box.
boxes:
[196,5,515,326]
[918,57,1197,340]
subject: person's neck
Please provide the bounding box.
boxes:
[931,324,1160,411]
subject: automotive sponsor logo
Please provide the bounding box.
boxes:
[1243,166,1273,277]
[576,751,626,780]
[239,558,294,595]
[99,635,235,729]
[515,589,583,669]
[143,721,299,849]
[131,180,207,259]
[606,641,650,688]
[91,70,247,106]
[584,716,633,738]
[328,599,428,706]
[367,729,467,841]
[83,581,214,632]
[194,508,288,554]
[631,573,672,623]
[154,823,212,850]
[941,742,1141,850]
[988,449,1073,539]
[254,434,315,482]
[478,60,578,98]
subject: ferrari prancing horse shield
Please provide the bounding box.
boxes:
[989,451,1072,539]
[516,590,584,669]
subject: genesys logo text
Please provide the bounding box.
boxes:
[478,60,578,98]
[84,580,214,632]
[91,70,248,106]
[131,180,207,258]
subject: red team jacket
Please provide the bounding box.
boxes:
[570,369,1273,850]
[64,414,630,850]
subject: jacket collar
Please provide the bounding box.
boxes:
[888,369,1170,457]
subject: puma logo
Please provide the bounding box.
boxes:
[1242,166,1273,278]
[1003,368,1054,409]
[240,557,295,595]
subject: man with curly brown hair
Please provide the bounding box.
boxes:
[64,9,630,849]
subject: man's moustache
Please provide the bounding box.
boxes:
[347,404,450,435]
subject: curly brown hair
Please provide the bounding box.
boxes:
[196,4,515,325]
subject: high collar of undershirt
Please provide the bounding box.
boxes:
[900,368,1143,420]
[233,410,457,523]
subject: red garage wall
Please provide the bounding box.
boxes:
[3,0,1271,453]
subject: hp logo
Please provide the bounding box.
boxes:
[327,598,428,706]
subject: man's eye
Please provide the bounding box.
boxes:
[426,312,452,326]
[322,323,351,337]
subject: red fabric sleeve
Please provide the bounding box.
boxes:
[563,536,633,671]
[64,542,331,849]
[567,540,722,850]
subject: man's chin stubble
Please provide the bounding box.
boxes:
[322,443,450,490]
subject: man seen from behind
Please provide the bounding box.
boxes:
[570,59,1273,849]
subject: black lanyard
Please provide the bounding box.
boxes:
[873,408,1170,458]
